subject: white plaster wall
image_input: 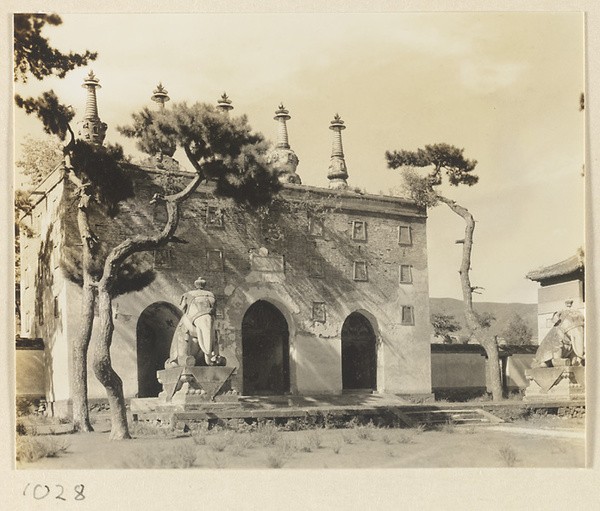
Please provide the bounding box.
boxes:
[294,334,341,394]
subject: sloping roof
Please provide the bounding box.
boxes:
[526,251,584,282]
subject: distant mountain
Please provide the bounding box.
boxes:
[429,297,538,343]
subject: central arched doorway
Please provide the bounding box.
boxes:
[341,312,377,391]
[136,302,182,398]
[242,300,290,395]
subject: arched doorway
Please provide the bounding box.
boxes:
[242,300,290,395]
[341,312,377,391]
[136,302,182,398]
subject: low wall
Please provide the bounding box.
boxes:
[430,344,537,400]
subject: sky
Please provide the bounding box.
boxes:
[13,12,585,304]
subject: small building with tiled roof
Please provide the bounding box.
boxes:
[526,248,584,343]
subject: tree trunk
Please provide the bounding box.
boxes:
[90,166,203,439]
[64,135,98,431]
[438,195,504,400]
[92,283,131,440]
[71,277,95,432]
[71,205,96,432]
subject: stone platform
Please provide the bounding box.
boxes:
[156,365,238,403]
[524,366,585,402]
[130,392,584,429]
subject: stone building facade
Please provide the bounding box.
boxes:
[19,170,432,410]
[17,75,433,415]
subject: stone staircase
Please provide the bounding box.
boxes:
[389,406,503,428]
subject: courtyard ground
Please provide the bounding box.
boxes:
[16,412,585,469]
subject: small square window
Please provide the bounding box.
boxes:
[353,261,368,281]
[351,220,367,241]
[309,258,324,278]
[206,206,224,228]
[312,302,326,323]
[154,249,172,269]
[400,264,413,284]
[207,249,224,271]
[398,225,412,245]
[401,306,415,325]
[309,216,324,237]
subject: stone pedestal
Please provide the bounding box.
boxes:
[157,366,238,404]
[524,366,585,401]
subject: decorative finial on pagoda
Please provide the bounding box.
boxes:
[274,103,291,149]
[327,113,348,189]
[151,82,170,109]
[216,92,234,114]
[267,102,301,184]
[77,70,108,145]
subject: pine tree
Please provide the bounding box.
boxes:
[386,143,503,400]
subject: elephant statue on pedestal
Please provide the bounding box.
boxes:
[532,303,584,368]
[164,277,226,368]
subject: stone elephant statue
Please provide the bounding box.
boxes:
[532,307,584,368]
[164,278,226,368]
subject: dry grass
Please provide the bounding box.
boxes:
[16,435,70,463]
[355,422,377,441]
[255,421,280,447]
[124,441,197,469]
[265,440,296,468]
[397,433,415,444]
[130,421,177,438]
[207,436,228,452]
[341,430,355,444]
[331,437,343,454]
[498,445,519,467]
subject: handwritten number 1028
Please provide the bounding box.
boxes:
[23,483,85,501]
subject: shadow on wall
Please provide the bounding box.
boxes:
[34,224,59,412]
[136,301,182,398]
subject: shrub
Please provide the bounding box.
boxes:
[207,436,228,453]
[255,420,280,447]
[436,420,456,434]
[307,430,322,450]
[498,445,519,467]
[355,421,376,441]
[209,453,226,469]
[16,436,70,463]
[331,437,343,454]
[235,433,256,450]
[16,422,28,436]
[265,441,295,468]
[190,424,209,445]
[486,406,532,422]
[341,430,355,444]
[130,421,176,438]
[265,449,286,468]
[412,424,426,435]
[397,433,415,444]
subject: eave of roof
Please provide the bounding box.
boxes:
[526,252,584,282]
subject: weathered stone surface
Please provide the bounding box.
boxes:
[158,366,236,402]
[524,366,585,401]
